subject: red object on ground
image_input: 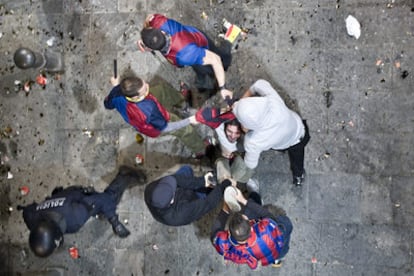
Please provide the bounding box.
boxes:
[135,154,144,164]
[19,186,30,196]
[36,74,47,86]
[69,246,79,259]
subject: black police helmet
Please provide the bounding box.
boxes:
[29,219,63,257]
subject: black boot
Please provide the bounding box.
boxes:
[108,216,130,238]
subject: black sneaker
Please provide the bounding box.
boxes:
[293,172,305,186]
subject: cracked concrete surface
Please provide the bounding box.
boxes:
[0,0,413,275]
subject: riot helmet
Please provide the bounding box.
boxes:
[29,219,63,257]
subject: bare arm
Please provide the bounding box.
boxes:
[202,50,233,99]
[144,14,155,28]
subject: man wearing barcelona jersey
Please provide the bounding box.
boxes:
[104,75,206,156]
[138,14,233,99]
[211,186,293,269]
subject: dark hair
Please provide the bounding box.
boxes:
[140,28,166,50]
[229,213,251,242]
[120,77,144,97]
[224,118,242,131]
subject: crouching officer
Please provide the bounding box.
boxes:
[18,166,146,258]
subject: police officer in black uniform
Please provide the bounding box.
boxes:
[18,166,146,257]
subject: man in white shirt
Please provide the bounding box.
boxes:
[232,79,310,186]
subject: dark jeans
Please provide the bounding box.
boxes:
[287,120,310,177]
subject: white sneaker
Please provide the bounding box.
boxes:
[246,178,259,194]
[224,186,241,212]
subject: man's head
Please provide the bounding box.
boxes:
[228,213,251,243]
[140,28,166,50]
[29,219,63,257]
[224,119,242,143]
[151,176,177,209]
[120,77,148,99]
[233,97,269,131]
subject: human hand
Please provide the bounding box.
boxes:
[189,115,199,125]
[110,76,120,86]
[204,172,217,187]
[222,202,231,214]
[144,14,155,28]
[137,40,147,52]
[220,88,233,100]
[221,149,234,159]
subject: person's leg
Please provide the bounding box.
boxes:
[104,168,143,204]
[168,113,205,154]
[287,120,310,184]
[174,164,194,177]
[148,82,184,112]
[192,65,216,91]
[231,155,254,183]
[206,37,232,70]
[216,157,231,183]
[83,193,130,238]
[82,193,117,219]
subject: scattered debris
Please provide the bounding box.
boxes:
[316,152,330,161]
[1,126,13,138]
[36,74,47,88]
[46,37,56,47]
[375,59,383,66]
[323,91,333,108]
[135,154,144,164]
[386,0,395,9]
[23,80,33,92]
[394,61,400,69]
[345,15,361,39]
[69,246,80,259]
[19,186,30,196]
[401,70,409,79]
[82,128,94,138]
[135,133,144,144]
[201,11,208,20]
[220,19,243,43]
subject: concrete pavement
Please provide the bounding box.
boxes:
[0,0,413,275]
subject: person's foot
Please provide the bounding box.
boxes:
[224,186,241,212]
[293,171,306,186]
[109,216,130,238]
[271,259,283,268]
